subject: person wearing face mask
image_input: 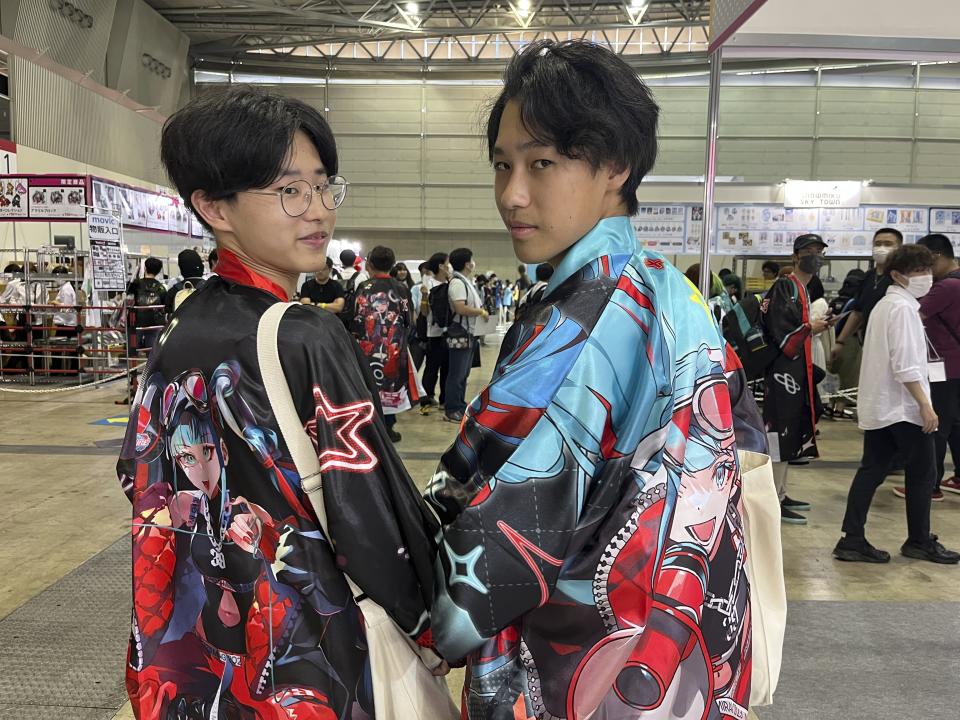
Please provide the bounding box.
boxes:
[760,233,832,524]
[834,244,960,564]
[890,233,960,501]
[831,228,903,366]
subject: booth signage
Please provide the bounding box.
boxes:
[87,213,127,291]
[784,180,862,209]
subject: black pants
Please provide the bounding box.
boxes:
[841,422,934,544]
[421,337,448,405]
[930,379,960,489]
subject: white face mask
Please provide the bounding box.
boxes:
[873,247,893,264]
[905,274,933,299]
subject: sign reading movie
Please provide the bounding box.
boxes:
[784,180,862,209]
[87,213,127,291]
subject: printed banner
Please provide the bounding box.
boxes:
[87,213,127,292]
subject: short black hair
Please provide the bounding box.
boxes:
[426,252,448,274]
[487,39,659,216]
[418,262,429,273]
[340,249,356,266]
[4,263,21,274]
[324,256,334,269]
[52,266,69,275]
[161,86,337,231]
[874,227,904,244]
[450,248,473,272]
[887,244,934,275]
[208,248,219,270]
[917,233,955,259]
[368,245,395,273]
[144,257,163,276]
[535,263,554,282]
[718,268,732,278]
[518,265,527,275]
[762,261,780,275]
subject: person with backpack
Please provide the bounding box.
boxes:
[443,247,488,423]
[127,257,168,357]
[164,249,206,320]
[350,246,418,443]
[761,233,833,524]
[419,252,451,414]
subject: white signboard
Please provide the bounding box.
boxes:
[87,213,127,292]
[784,181,862,209]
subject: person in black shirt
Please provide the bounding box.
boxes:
[299,256,345,313]
[165,249,206,319]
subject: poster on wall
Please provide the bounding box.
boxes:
[685,205,706,253]
[717,205,820,232]
[819,230,873,256]
[820,208,865,231]
[0,177,29,218]
[631,205,686,252]
[87,213,127,291]
[28,176,87,219]
[862,206,927,235]
[931,208,960,234]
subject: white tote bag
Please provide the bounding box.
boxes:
[257,302,458,720]
[738,449,787,707]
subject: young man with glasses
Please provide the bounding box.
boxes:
[761,233,832,524]
[426,40,755,720]
[116,86,442,719]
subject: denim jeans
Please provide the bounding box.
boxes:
[444,337,476,417]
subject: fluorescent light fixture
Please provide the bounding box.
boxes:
[517,0,530,16]
[405,2,419,14]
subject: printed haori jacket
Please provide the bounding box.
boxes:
[427,216,753,720]
[116,249,438,720]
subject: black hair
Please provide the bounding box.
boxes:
[518,265,527,275]
[144,257,163,276]
[161,86,338,231]
[761,261,780,275]
[3,263,21,274]
[52,266,69,275]
[426,252,448,275]
[874,227,904,244]
[887,244,934,275]
[340,249,356,266]
[368,245,395,273]
[177,249,204,278]
[208,248,218,270]
[718,268,732,278]
[450,248,473,272]
[418,262,429,273]
[535,263,554,282]
[487,40,659,216]
[390,262,414,288]
[324,256,334,269]
[917,233,955,260]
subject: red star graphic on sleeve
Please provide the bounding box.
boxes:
[305,387,378,473]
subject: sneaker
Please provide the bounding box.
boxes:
[941,477,960,495]
[782,496,811,512]
[833,536,891,563]
[419,405,432,416]
[442,412,464,424]
[781,505,808,525]
[387,428,402,443]
[901,537,960,564]
[892,487,944,501]
[420,397,437,408]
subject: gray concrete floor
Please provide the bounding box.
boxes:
[0,334,958,719]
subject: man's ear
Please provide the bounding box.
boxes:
[606,164,631,195]
[191,190,234,234]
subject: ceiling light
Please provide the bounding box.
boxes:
[631,0,648,7]
[405,2,419,13]
[517,0,530,15]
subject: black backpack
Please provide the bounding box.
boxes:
[721,293,778,381]
[134,278,166,329]
[337,273,359,329]
[428,282,454,330]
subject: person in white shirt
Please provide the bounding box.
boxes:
[339,248,369,286]
[51,266,79,376]
[835,244,960,565]
[444,247,488,422]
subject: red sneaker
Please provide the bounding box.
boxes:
[892,486,944,502]
[941,477,960,495]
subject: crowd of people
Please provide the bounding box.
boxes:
[706,229,960,565]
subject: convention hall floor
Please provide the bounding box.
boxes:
[0,336,957,719]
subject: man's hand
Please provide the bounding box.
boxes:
[810,317,829,335]
[921,404,939,434]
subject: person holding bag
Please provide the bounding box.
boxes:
[116,86,455,719]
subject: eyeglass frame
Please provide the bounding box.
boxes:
[241,176,349,216]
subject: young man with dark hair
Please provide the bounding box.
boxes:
[299,256,345,313]
[117,86,442,719]
[516,261,553,312]
[419,252,450,414]
[127,256,168,356]
[164,249,206,319]
[443,247,487,422]
[426,40,754,719]
[206,248,218,276]
[891,233,960,499]
[516,263,532,291]
[835,244,959,564]
[761,260,781,282]
[761,233,832,524]
[351,245,417,442]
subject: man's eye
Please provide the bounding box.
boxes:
[493,162,509,171]
[281,186,301,196]
[532,159,553,169]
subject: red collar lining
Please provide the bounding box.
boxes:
[215,248,289,301]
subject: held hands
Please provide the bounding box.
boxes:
[809,317,830,335]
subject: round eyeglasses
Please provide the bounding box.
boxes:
[244,177,349,216]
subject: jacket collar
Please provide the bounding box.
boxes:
[214,248,289,301]
[887,283,919,307]
[543,216,637,299]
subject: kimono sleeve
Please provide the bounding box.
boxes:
[762,277,809,361]
[279,307,439,641]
